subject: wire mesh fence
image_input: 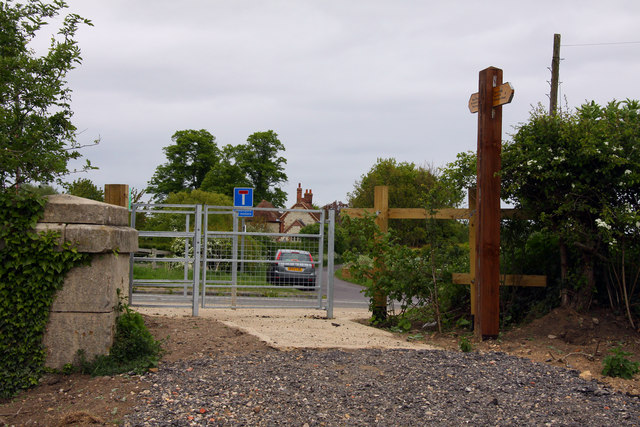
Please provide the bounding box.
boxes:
[129,204,334,315]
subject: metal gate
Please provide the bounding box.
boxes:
[129,204,335,317]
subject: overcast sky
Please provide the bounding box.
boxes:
[54,0,640,207]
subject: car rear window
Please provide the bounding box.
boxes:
[279,252,311,262]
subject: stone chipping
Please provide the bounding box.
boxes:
[125,348,640,426]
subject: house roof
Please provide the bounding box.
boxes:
[254,199,280,222]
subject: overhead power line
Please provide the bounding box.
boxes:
[563,41,640,47]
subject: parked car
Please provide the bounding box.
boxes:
[267,249,316,289]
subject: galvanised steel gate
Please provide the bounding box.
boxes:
[129,204,335,317]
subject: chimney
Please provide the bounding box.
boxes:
[304,189,313,205]
[296,183,302,203]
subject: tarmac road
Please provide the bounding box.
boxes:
[131,265,370,310]
[322,265,369,308]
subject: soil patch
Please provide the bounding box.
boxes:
[0,316,269,426]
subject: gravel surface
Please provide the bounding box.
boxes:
[125,348,640,426]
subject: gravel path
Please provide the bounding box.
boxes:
[125,348,640,426]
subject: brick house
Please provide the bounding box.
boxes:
[279,183,320,234]
[250,184,320,235]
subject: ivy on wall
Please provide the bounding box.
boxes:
[0,191,88,399]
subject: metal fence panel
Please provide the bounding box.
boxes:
[129,204,334,316]
[200,205,326,310]
[129,203,202,315]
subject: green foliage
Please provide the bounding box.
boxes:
[140,190,233,251]
[348,158,438,246]
[0,190,87,398]
[234,130,288,207]
[342,212,467,326]
[342,160,470,327]
[438,151,477,202]
[63,177,104,201]
[0,0,95,189]
[499,221,561,324]
[602,346,639,379]
[395,316,412,332]
[81,300,162,376]
[502,100,640,309]
[20,183,58,197]
[201,144,251,197]
[418,166,472,332]
[148,129,288,207]
[459,336,473,353]
[147,129,221,201]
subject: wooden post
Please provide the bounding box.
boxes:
[372,185,389,320]
[104,184,129,208]
[468,187,477,325]
[475,67,503,339]
[550,33,561,115]
[374,186,389,233]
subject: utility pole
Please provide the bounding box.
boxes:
[550,33,561,114]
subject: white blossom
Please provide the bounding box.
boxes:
[595,218,611,230]
[624,169,632,175]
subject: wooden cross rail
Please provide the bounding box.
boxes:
[451,273,546,287]
[344,207,528,221]
[343,184,547,337]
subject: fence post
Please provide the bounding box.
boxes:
[104,184,129,208]
[192,204,202,317]
[326,209,335,319]
[231,210,238,309]
[372,186,389,320]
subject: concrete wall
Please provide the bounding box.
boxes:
[36,195,138,369]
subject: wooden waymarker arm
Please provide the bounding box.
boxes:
[452,273,547,287]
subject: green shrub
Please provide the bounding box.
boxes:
[459,336,473,353]
[80,295,162,376]
[602,346,639,379]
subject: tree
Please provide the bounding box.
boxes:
[234,130,287,207]
[0,0,94,189]
[147,129,220,201]
[63,178,103,201]
[200,144,251,197]
[502,100,640,310]
[348,158,438,246]
[20,183,57,197]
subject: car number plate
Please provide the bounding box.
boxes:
[287,267,303,272]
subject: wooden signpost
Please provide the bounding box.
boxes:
[469,67,510,338]
[343,67,546,340]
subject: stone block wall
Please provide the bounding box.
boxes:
[36,195,138,369]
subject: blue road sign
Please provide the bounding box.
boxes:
[233,187,254,217]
